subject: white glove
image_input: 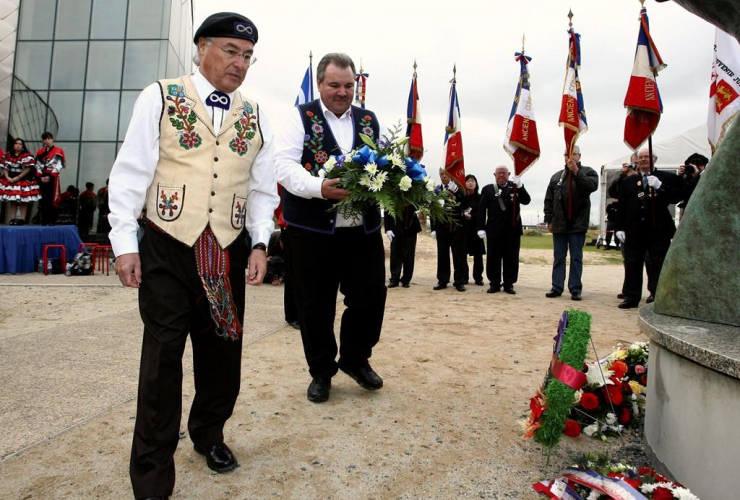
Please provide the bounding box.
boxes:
[386,230,394,242]
[447,182,458,193]
[616,231,626,243]
[431,231,437,240]
[512,175,523,188]
[646,175,662,189]
[477,230,486,240]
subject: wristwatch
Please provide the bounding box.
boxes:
[252,243,267,251]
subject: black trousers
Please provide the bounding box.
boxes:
[38,176,57,225]
[286,225,386,379]
[623,227,670,302]
[130,227,247,499]
[280,227,298,323]
[436,230,467,286]
[486,231,521,288]
[389,231,418,285]
[469,253,484,284]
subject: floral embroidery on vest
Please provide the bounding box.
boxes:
[359,114,375,139]
[229,102,258,156]
[303,110,327,175]
[166,84,202,150]
[232,195,247,229]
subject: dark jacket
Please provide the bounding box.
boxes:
[478,182,531,235]
[464,192,486,256]
[430,184,466,236]
[616,169,683,237]
[543,164,598,233]
[384,205,421,236]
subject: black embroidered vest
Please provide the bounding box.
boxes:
[282,100,381,234]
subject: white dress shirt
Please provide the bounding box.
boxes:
[108,69,279,257]
[274,100,384,227]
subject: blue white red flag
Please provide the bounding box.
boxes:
[294,60,314,106]
[405,66,423,160]
[558,30,588,158]
[443,71,465,187]
[624,7,666,151]
[504,52,540,176]
[708,27,740,154]
[354,68,369,109]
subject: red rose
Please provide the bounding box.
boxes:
[580,392,600,411]
[637,466,654,476]
[564,420,581,437]
[652,487,674,500]
[603,384,624,406]
[306,111,314,118]
[364,115,372,121]
[624,477,642,488]
[611,360,628,379]
[635,364,646,375]
[619,407,632,425]
[640,375,648,386]
[623,382,633,395]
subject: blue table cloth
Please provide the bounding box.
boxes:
[0,225,84,274]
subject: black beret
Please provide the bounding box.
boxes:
[193,12,258,45]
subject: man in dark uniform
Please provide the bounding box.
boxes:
[543,145,599,300]
[615,148,683,308]
[477,165,531,294]
[385,205,421,288]
[431,169,468,292]
[34,131,65,225]
[275,53,386,404]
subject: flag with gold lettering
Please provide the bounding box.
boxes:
[505,52,540,176]
[624,6,666,151]
[406,66,424,160]
[443,72,465,187]
[559,29,588,158]
[708,27,740,154]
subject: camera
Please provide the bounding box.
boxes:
[628,162,637,170]
[680,163,697,178]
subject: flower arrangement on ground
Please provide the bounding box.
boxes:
[566,342,649,440]
[318,125,455,224]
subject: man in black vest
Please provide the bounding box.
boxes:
[477,165,531,294]
[385,205,421,288]
[275,53,386,403]
[615,148,683,308]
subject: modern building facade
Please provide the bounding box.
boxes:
[1,0,193,222]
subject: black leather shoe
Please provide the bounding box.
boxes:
[287,320,300,330]
[401,282,410,288]
[307,378,331,402]
[486,286,500,294]
[571,292,582,301]
[194,443,238,473]
[455,284,466,292]
[617,293,626,299]
[545,289,562,298]
[618,300,640,309]
[388,281,399,288]
[646,295,655,304]
[504,287,516,295]
[433,283,447,290]
[340,363,383,390]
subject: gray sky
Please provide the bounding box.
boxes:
[194,1,715,225]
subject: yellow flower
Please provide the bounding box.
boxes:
[628,381,644,394]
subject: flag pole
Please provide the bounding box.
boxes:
[512,33,527,228]
[567,9,575,219]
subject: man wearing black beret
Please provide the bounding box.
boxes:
[108,12,278,500]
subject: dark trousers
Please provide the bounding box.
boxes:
[286,225,386,379]
[470,253,484,284]
[38,177,57,225]
[623,228,670,302]
[436,230,467,286]
[130,227,247,499]
[486,231,521,288]
[281,227,298,323]
[389,232,418,285]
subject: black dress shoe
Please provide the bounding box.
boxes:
[433,283,447,290]
[287,320,300,330]
[340,363,383,390]
[388,282,399,288]
[617,293,626,299]
[401,282,410,288]
[475,280,484,286]
[194,442,238,473]
[545,289,562,298]
[307,377,331,402]
[504,286,516,295]
[486,286,500,294]
[571,292,582,301]
[618,300,640,309]
[646,295,655,304]
[454,284,466,292]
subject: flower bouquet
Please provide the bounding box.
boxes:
[317,125,455,224]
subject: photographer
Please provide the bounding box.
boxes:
[678,153,709,213]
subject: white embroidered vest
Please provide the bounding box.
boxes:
[145,75,263,248]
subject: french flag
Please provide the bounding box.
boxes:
[443,70,465,188]
[558,30,588,158]
[405,66,424,160]
[624,7,665,151]
[294,58,314,106]
[504,52,540,176]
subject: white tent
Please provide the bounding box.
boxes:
[597,125,712,240]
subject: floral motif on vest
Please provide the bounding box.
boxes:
[230,102,258,156]
[165,84,202,150]
[159,190,179,217]
[303,110,328,176]
[359,114,375,139]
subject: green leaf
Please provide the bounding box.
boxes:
[170,118,184,130]
[187,111,197,124]
[359,133,377,149]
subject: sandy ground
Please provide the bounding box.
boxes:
[0,233,650,499]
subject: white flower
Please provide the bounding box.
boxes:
[424,176,436,192]
[324,156,337,172]
[606,412,617,425]
[585,360,614,387]
[673,487,700,500]
[388,152,405,168]
[573,390,583,404]
[369,175,385,192]
[583,424,599,437]
[587,491,600,500]
[375,171,388,184]
[318,169,326,179]
[437,198,445,207]
[364,162,378,175]
[398,175,412,192]
[359,174,372,187]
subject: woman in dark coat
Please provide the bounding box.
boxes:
[464,174,485,285]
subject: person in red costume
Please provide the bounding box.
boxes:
[34,131,65,225]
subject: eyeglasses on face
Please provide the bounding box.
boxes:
[209,40,257,66]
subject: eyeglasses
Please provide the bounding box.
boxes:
[209,40,257,66]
